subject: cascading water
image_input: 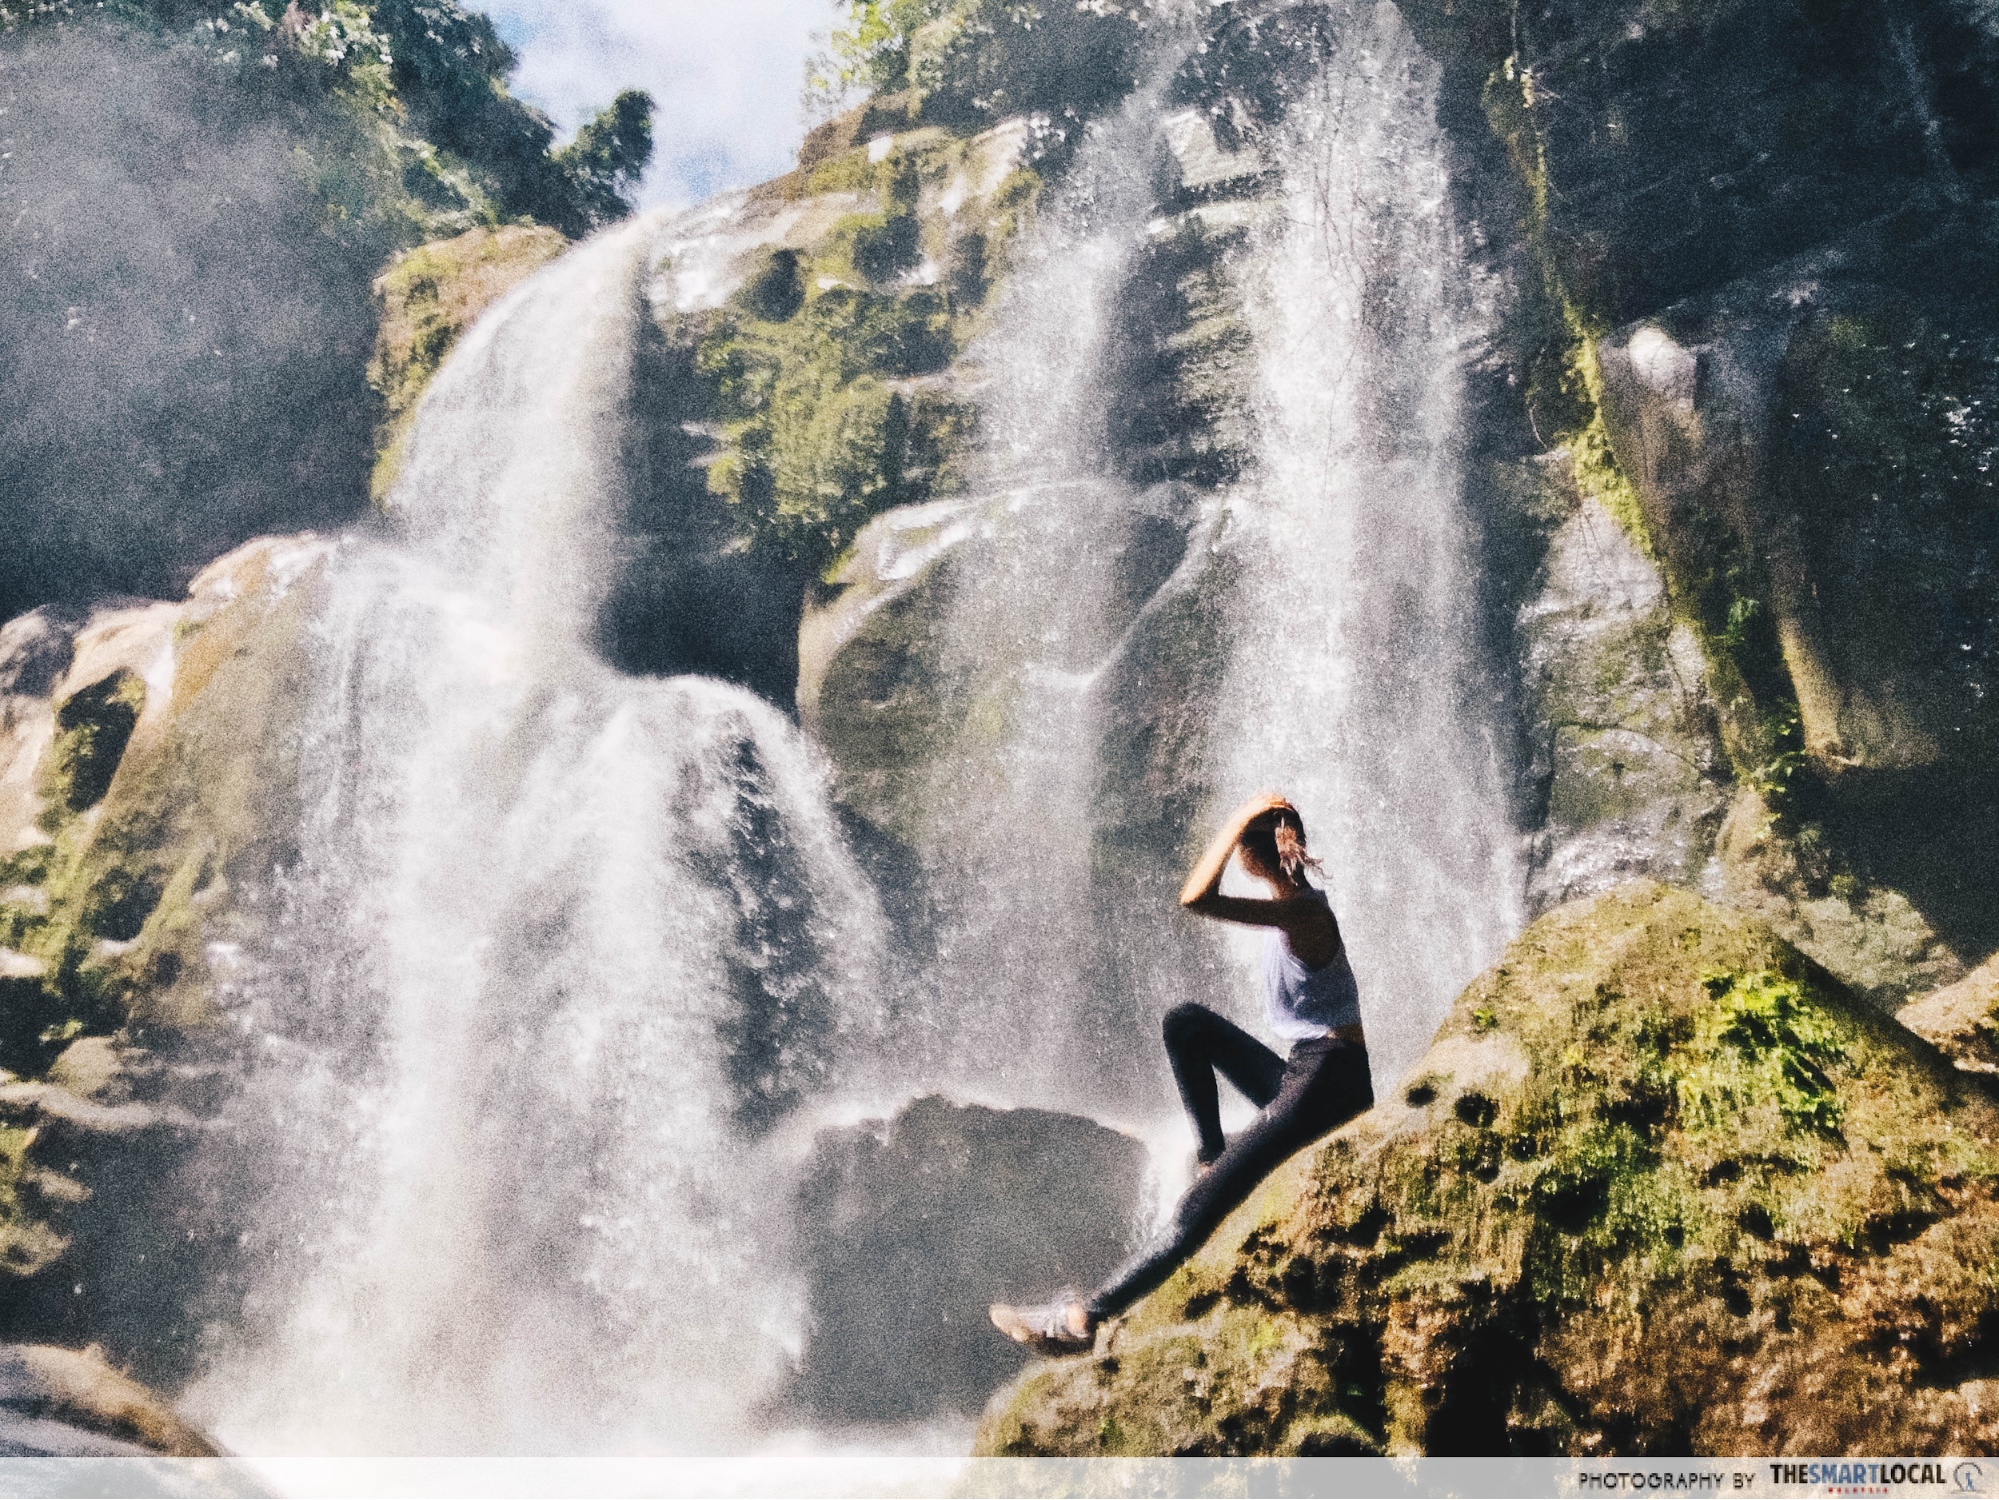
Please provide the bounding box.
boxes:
[905,76,1236,1120]
[908,0,1520,1124]
[1218,0,1524,1087]
[184,1,1523,1450]
[188,219,889,1453]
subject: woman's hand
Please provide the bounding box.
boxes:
[1180,791,1296,909]
[1179,791,1338,964]
[1228,791,1296,835]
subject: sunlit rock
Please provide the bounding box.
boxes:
[1899,955,1999,1077]
[0,534,332,1371]
[1515,460,1729,910]
[982,883,1999,1457]
[0,1342,222,1458]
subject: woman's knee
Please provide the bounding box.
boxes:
[1161,1002,1219,1044]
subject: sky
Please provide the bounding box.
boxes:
[480,0,833,210]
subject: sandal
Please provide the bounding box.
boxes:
[988,1295,1094,1355]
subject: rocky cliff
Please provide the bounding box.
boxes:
[0,535,332,1377]
[775,0,1999,1019]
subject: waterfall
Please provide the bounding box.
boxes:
[182,2,1524,1447]
[905,1,1520,1123]
[188,219,888,1453]
[1218,1,1524,1087]
[897,78,1230,1118]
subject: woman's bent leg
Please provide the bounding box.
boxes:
[1087,1038,1372,1322]
[1161,1003,1285,1164]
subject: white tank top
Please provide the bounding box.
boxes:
[1261,889,1362,1041]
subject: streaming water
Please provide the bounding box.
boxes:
[898,79,1229,1118]
[908,0,1520,1118]
[189,220,889,1453]
[1217,1,1524,1087]
[185,0,1522,1451]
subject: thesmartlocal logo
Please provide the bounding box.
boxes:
[1764,1459,1972,1494]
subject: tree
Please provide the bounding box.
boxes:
[552,88,656,233]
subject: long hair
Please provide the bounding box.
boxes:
[1242,809,1324,881]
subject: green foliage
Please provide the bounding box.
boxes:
[845,210,924,283]
[1681,969,1846,1139]
[1748,706,1808,809]
[699,285,962,571]
[812,0,927,99]
[740,249,806,323]
[552,88,655,233]
[812,0,1145,125]
[2,0,655,241]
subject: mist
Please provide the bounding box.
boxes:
[0,24,379,622]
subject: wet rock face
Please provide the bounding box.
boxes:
[0,535,331,1381]
[980,884,1999,1457]
[793,1094,1147,1422]
[1513,463,1728,911]
[1506,0,1975,323]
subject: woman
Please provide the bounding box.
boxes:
[989,792,1373,1354]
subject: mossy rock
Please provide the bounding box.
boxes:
[0,535,330,1350]
[979,882,1999,1456]
[369,223,570,502]
[655,116,1041,579]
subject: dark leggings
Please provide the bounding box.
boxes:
[1085,1003,1373,1322]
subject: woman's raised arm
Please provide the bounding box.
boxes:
[1179,793,1340,962]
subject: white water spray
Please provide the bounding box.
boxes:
[904,84,1219,1117]
[1219,1,1524,1087]
[190,221,888,1453]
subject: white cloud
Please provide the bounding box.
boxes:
[480,0,833,210]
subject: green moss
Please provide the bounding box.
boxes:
[983,884,1999,1457]
[1679,970,1846,1139]
[40,670,147,819]
[0,847,52,889]
[698,275,970,572]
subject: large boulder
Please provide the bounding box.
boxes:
[793,1094,1148,1422]
[797,496,986,848]
[979,882,1999,1456]
[1713,786,1964,1012]
[0,534,330,1378]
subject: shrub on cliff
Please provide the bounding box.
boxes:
[814,0,1147,126]
[699,283,963,573]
